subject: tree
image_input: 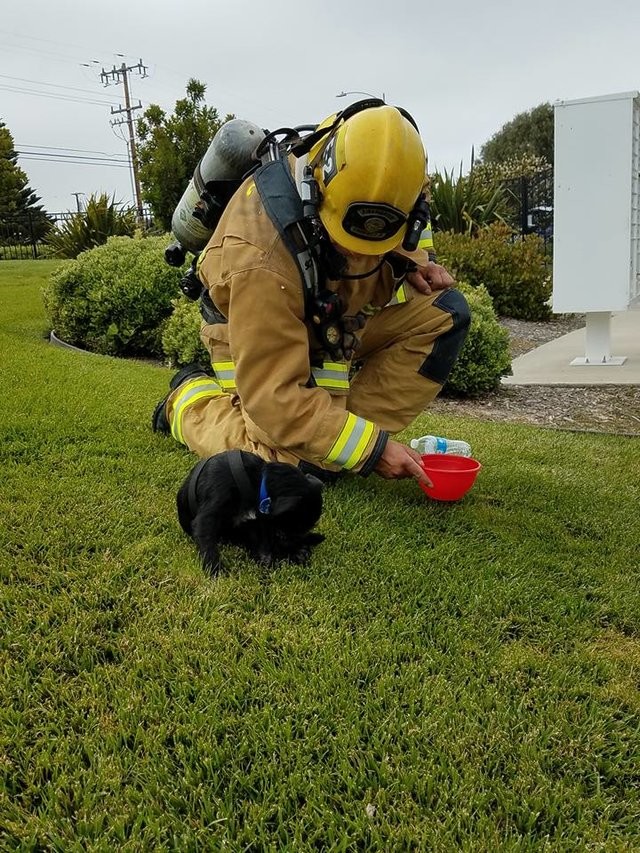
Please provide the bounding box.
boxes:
[0,119,50,238]
[479,103,554,166]
[136,79,233,230]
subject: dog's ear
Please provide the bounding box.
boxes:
[191,498,225,576]
[304,474,324,491]
[270,495,304,516]
[176,479,194,535]
[302,532,325,545]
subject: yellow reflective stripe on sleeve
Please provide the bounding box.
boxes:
[212,360,236,391]
[324,412,375,470]
[171,378,223,445]
[386,283,408,306]
[417,219,434,250]
[311,361,350,390]
[397,283,409,304]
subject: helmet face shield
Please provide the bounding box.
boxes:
[311,105,426,255]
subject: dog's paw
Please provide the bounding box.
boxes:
[201,547,223,577]
[256,551,276,569]
[289,545,313,565]
[288,533,325,564]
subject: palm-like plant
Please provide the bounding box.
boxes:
[429,167,510,236]
[45,193,137,258]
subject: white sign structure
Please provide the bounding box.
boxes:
[553,91,640,365]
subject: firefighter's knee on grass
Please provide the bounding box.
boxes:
[419,289,471,385]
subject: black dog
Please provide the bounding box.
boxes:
[177,450,325,575]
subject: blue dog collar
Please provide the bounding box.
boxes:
[258,472,271,515]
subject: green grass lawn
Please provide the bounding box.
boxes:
[1,259,640,851]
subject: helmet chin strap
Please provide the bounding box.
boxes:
[318,234,388,281]
[335,254,386,280]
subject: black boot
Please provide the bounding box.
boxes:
[151,363,213,435]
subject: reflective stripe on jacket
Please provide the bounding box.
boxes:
[417,220,434,252]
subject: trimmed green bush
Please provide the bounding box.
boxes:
[160,284,511,397]
[444,282,512,397]
[161,295,208,366]
[435,223,552,320]
[42,235,182,358]
[41,234,511,396]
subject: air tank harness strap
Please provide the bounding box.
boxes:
[252,159,370,361]
[253,159,321,316]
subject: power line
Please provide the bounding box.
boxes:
[16,143,128,157]
[0,27,118,54]
[17,155,131,169]
[0,72,122,100]
[0,32,132,68]
[0,40,96,66]
[0,27,137,66]
[16,149,130,164]
[0,83,121,107]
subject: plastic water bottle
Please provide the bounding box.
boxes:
[410,434,472,457]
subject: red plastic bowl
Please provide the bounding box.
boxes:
[419,454,482,501]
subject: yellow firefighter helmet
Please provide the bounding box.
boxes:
[308,105,426,256]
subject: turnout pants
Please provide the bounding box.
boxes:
[163,288,470,471]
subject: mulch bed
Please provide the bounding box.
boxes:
[431,315,640,436]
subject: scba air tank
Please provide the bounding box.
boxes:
[169,118,266,257]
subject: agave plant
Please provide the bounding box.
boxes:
[429,166,510,237]
[44,192,137,258]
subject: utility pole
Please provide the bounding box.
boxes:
[100,59,147,220]
[72,192,84,212]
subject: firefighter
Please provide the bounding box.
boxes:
[153,103,470,486]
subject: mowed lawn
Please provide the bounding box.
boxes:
[1,259,640,851]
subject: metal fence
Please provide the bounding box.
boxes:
[0,209,156,260]
[502,169,554,252]
[0,211,46,260]
[3,173,555,261]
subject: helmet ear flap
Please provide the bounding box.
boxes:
[402,195,431,252]
[301,165,323,224]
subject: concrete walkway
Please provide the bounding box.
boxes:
[502,311,640,386]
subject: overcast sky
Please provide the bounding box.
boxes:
[2,0,639,213]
